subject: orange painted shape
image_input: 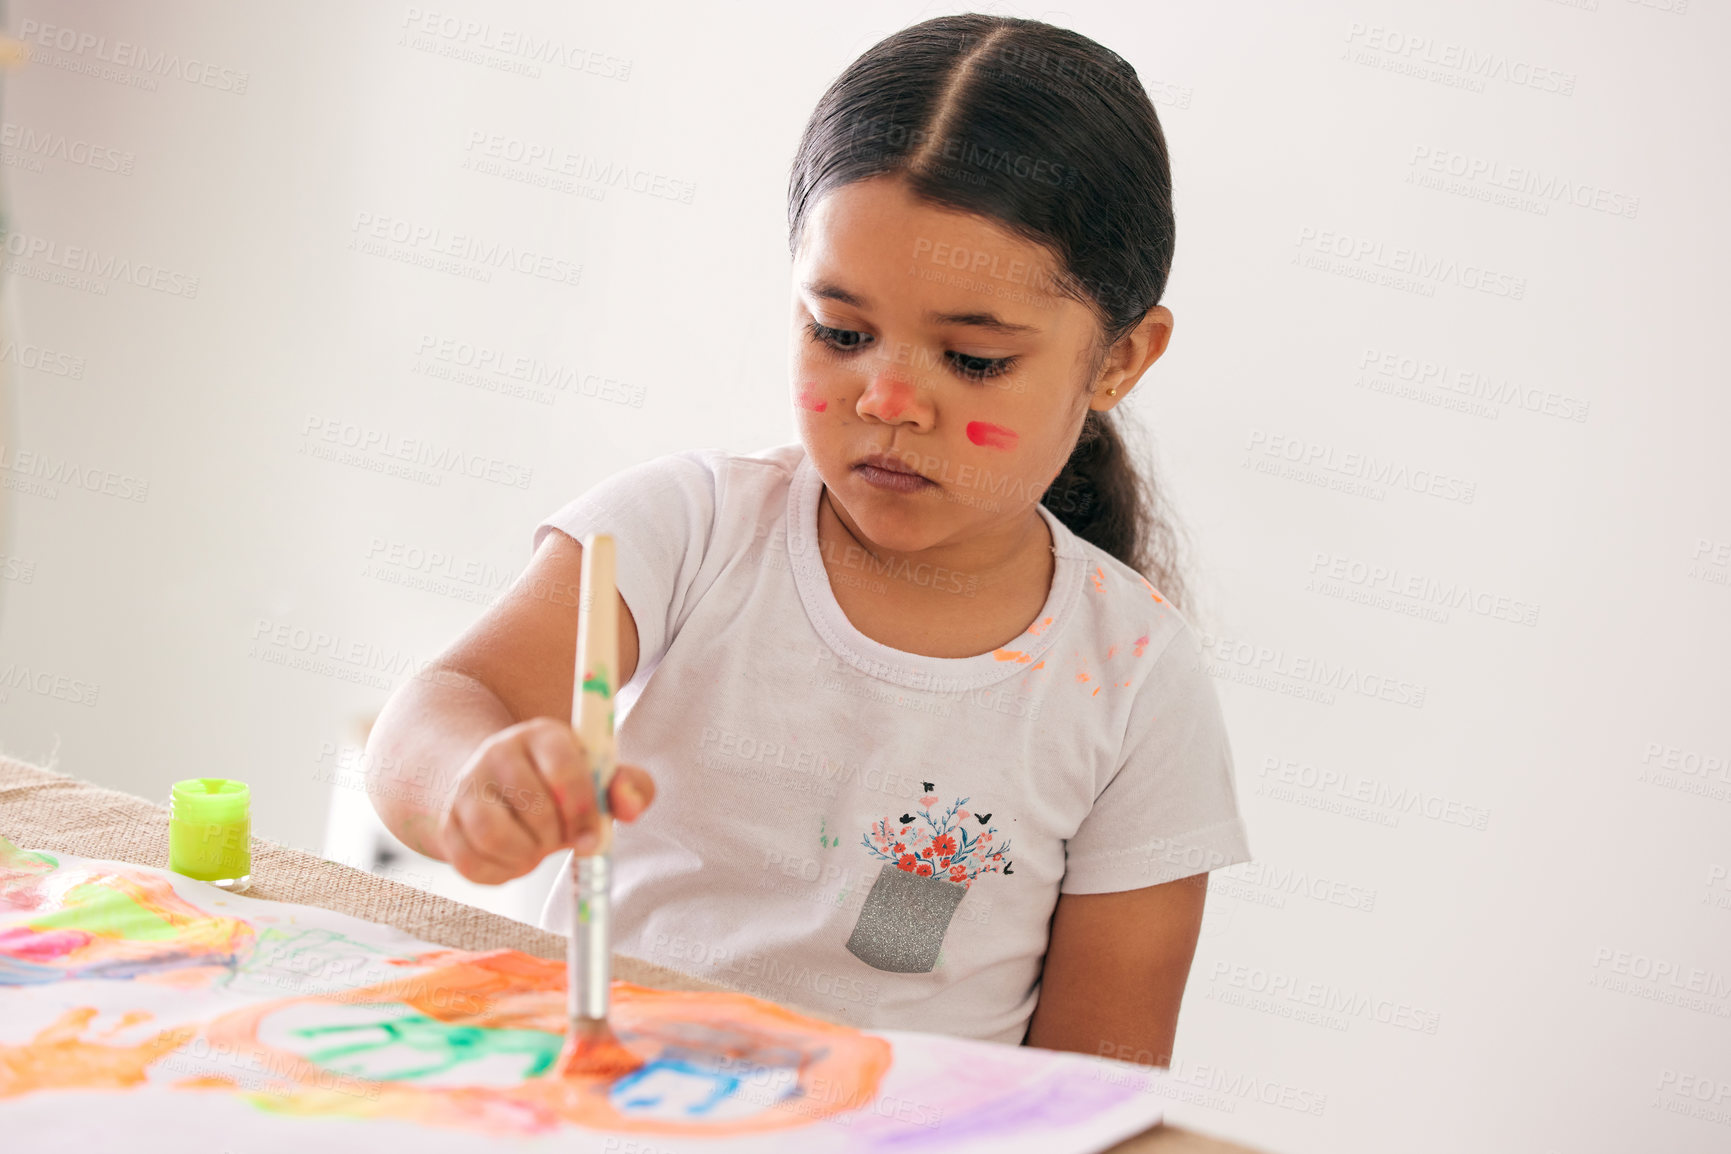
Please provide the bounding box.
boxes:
[0,1007,193,1098]
[189,951,892,1137]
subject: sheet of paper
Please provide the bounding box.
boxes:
[0,840,1165,1152]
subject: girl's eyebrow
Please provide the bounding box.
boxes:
[802,279,1041,335]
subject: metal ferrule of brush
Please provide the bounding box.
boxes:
[570,850,612,1023]
[571,743,616,1028]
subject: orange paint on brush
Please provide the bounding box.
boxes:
[555,1025,644,1079]
[965,421,1018,450]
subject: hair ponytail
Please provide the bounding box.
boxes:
[1043,408,1187,613]
[789,13,1191,611]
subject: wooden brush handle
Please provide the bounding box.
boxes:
[574,533,619,852]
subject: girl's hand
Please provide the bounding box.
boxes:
[437,717,656,884]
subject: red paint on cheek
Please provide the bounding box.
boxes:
[795,382,827,412]
[966,421,1019,450]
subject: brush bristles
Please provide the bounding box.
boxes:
[553,1019,644,1079]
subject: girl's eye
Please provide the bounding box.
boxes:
[806,320,1018,383]
[946,351,1018,381]
[807,321,872,352]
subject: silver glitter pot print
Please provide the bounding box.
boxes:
[844,862,968,973]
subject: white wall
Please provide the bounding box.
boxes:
[1,1,1726,1151]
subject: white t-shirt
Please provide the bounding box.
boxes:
[534,441,1251,1044]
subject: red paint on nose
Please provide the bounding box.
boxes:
[796,382,827,412]
[966,421,1018,450]
[872,378,916,420]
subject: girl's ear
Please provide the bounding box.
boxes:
[1089,306,1174,410]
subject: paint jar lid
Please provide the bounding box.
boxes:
[170,777,250,823]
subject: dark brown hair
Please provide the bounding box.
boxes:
[787,13,1189,611]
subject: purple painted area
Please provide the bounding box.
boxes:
[870,1065,1148,1150]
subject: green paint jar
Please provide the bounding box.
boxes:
[169,777,251,892]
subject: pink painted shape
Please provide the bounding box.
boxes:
[0,926,91,961]
[795,382,828,412]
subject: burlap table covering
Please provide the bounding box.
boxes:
[0,753,1266,1154]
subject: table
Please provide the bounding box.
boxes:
[0,753,1267,1154]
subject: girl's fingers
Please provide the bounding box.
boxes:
[608,764,656,822]
[443,806,527,884]
[523,722,597,850]
[485,741,564,852]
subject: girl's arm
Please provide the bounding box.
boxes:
[363,529,649,874]
[1023,873,1209,1066]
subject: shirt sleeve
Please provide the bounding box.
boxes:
[1060,619,1253,893]
[531,448,726,681]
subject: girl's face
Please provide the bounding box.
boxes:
[789,175,1159,558]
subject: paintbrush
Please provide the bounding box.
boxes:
[553,532,643,1079]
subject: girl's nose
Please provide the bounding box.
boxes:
[857,371,929,427]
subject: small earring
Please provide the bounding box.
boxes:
[1106,388,1117,396]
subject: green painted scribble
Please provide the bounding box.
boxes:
[818,818,839,849]
[0,836,58,872]
[227,927,412,990]
[293,1012,563,1081]
[31,881,181,941]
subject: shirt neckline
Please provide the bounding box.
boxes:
[786,448,1085,692]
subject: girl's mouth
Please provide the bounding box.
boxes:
[853,451,934,493]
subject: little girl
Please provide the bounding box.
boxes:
[366,13,1250,1064]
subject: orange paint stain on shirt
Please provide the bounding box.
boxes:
[1133,634,1150,657]
[1026,616,1054,636]
[1092,686,1101,697]
[1136,574,1167,604]
[1106,645,1117,659]
[1091,566,1107,594]
[993,649,1032,663]
[1029,660,1045,671]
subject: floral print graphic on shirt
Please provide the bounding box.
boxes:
[859,784,1014,887]
[846,783,1013,974]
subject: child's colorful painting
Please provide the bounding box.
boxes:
[0,839,1166,1151]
